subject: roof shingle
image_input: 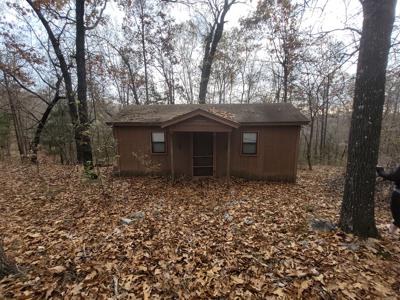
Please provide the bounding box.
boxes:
[107,103,309,125]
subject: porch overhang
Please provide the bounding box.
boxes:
[160,108,240,132]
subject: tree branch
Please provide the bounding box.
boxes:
[85,0,108,30]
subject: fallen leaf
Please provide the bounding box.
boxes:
[48,266,66,274]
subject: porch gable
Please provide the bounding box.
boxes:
[161,108,239,132]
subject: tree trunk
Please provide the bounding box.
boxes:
[3,73,28,160]
[282,58,289,103]
[314,115,319,158]
[306,116,314,171]
[76,0,94,167]
[320,74,331,162]
[26,0,80,163]
[198,0,235,104]
[339,0,397,238]
[198,25,216,104]
[30,93,62,163]
[139,0,149,104]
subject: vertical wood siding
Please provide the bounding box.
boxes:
[113,125,301,181]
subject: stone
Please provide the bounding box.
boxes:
[342,242,360,251]
[120,217,133,225]
[224,212,233,222]
[129,211,145,220]
[309,218,336,232]
[244,217,254,225]
[299,240,309,247]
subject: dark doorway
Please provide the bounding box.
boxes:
[193,132,213,176]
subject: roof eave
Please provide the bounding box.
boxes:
[106,121,161,127]
[160,108,240,129]
[107,120,310,127]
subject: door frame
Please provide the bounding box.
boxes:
[191,132,215,177]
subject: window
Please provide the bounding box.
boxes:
[152,132,166,153]
[242,132,257,155]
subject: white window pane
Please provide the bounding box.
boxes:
[152,132,165,142]
[243,143,257,154]
[243,132,257,143]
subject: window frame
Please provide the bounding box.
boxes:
[241,131,258,156]
[151,131,167,155]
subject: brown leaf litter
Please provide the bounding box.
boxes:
[0,162,399,299]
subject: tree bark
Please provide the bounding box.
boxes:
[76,0,94,166]
[30,93,63,164]
[139,0,149,104]
[26,0,81,162]
[282,57,289,103]
[198,0,236,104]
[306,116,314,171]
[339,0,397,238]
[3,73,28,160]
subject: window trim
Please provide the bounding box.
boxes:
[241,131,258,156]
[151,131,167,155]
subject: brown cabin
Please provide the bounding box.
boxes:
[107,103,309,182]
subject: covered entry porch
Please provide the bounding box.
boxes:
[161,109,239,179]
[169,131,232,179]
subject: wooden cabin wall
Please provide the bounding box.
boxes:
[113,126,170,175]
[113,125,301,181]
[216,133,228,178]
[230,126,301,182]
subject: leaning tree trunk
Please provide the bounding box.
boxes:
[26,0,81,163]
[198,0,236,104]
[339,0,397,238]
[30,92,62,163]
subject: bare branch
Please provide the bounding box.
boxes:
[86,0,108,31]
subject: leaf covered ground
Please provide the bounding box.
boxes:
[0,161,399,299]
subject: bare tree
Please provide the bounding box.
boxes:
[245,0,304,103]
[198,0,238,103]
[25,0,82,162]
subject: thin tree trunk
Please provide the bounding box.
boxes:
[273,69,281,103]
[76,0,94,167]
[320,74,331,162]
[339,0,397,238]
[121,55,140,105]
[30,93,63,163]
[3,73,28,160]
[282,59,289,103]
[139,0,149,104]
[307,119,314,171]
[314,115,319,158]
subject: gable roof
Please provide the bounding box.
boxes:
[107,103,309,126]
[161,108,240,128]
